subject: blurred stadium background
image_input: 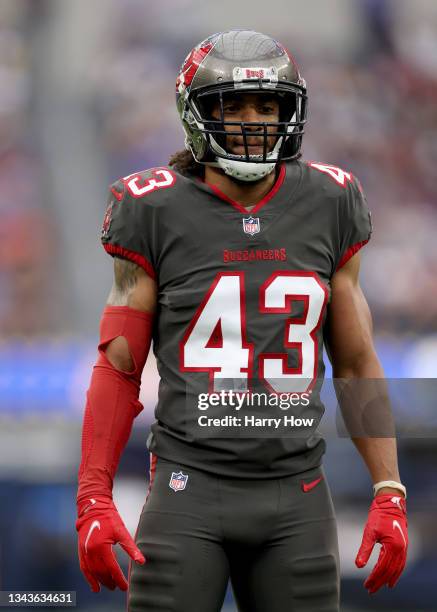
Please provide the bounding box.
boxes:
[0,0,436,610]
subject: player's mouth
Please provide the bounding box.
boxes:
[231,140,266,154]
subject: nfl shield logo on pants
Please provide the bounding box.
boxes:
[169,471,189,492]
[243,216,260,235]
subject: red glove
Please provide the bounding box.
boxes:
[76,495,145,592]
[355,494,408,593]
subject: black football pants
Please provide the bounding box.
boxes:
[128,457,339,612]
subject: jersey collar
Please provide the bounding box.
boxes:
[197,163,287,214]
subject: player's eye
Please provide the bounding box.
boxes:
[223,104,239,113]
[259,105,276,114]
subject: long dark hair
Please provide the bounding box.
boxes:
[168,149,205,178]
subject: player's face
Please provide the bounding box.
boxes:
[211,93,280,156]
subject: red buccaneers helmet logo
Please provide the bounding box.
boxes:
[101,200,114,238]
[176,38,216,92]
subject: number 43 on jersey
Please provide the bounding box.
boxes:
[180,272,328,393]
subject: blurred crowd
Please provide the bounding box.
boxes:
[0,2,51,335]
[1,0,437,337]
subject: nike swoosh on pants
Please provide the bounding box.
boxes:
[301,476,323,492]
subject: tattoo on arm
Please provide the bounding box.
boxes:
[107,257,142,306]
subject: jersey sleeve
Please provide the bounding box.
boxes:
[336,176,372,271]
[101,176,157,280]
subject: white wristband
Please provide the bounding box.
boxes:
[373,480,407,499]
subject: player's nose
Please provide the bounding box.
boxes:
[240,105,263,126]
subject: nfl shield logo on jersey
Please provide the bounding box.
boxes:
[169,471,189,492]
[243,216,260,236]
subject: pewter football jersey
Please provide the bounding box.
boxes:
[101,160,372,478]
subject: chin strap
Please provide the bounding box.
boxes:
[216,157,276,182]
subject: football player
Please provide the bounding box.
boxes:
[76,30,408,611]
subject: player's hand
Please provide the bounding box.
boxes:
[76,495,145,592]
[355,494,408,594]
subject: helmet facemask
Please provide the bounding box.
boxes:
[184,86,306,181]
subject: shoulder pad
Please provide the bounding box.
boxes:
[110,166,177,204]
[305,160,356,192]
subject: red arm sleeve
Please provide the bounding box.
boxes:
[77,306,154,504]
